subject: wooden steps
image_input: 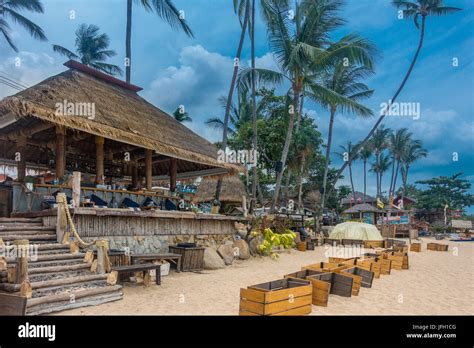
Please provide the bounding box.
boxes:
[0,217,123,315]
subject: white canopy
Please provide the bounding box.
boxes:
[329,222,383,241]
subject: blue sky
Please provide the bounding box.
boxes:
[0,0,473,210]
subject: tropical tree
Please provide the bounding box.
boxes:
[0,0,47,52]
[371,152,392,198]
[172,107,192,122]
[238,0,376,211]
[388,128,412,197]
[369,125,391,197]
[357,142,372,203]
[214,0,250,202]
[400,139,427,194]
[336,141,358,201]
[53,24,122,76]
[320,62,374,209]
[125,0,193,82]
[331,0,462,187]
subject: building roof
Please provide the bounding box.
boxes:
[193,175,247,203]
[340,192,376,205]
[451,219,472,229]
[0,60,242,177]
[343,203,382,214]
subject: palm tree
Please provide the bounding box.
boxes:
[238,0,376,211]
[336,141,358,202]
[53,24,122,76]
[388,128,412,197]
[332,0,461,185]
[172,107,192,122]
[357,142,372,203]
[320,62,374,209]
[214,0,251,202]
[400,139,427,194]
[371,152,392,197]
[1,0,47,52]
[370,125,391,197]
[125,0,193,83]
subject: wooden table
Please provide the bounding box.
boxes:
[113,263,162,285]
[130,253,182,273]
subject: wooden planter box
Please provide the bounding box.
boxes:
[342,239,364,246]
[239,278,312,316]
[284,269,329,307]
[363,240,386,249]
[296,242,306,252]
[340,267,374,288]
[392,245,409,253]
[356,259,381,279]
[410,243,421,252]
[168,245,204,272]
[307,272,354,298]
[301,262,347,273]
[427,243,449,252]
[328,257,357,265]
[366,256,392,275]
[323,238,342,246]
[383,252,409,270]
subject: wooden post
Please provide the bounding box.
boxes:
[16,135,27,182]
[242,195,248,217]
[72,171,81,207]
[131,161,138,187]
[145,149,153,190]
[55,127,66,179]
[169,157,177,192]
[95,136,105,185]
[96,240,110,274]
[13,239,29,284]
[56,192,67,243]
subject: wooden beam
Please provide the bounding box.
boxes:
[145,149,153,190]
[72,172,81,207]
[55,127,66,179]
[95,136,105,185]
[16,135,27,182]
[169,157,177,192]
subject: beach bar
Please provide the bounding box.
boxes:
[0,60,244,253]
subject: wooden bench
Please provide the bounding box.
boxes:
[0,293,27,315]
[113,263,162,285]
[130,253,182,273]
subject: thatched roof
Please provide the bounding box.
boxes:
[343,203,381,214]
[0,60,242,177]
[451,219,472,229]
[193,176,247,203]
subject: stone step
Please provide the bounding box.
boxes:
[0,218,43,223]
[0,223,44,228]
[0,226,55,232]
[0,230,56,237]
[1,234,57,242]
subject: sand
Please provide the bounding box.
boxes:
[57,238,474,316]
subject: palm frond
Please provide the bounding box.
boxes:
[3,7,47,41]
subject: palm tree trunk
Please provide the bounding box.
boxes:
[363,159,367,203]
[249,0,258,214]
[349,163,355,201]
[215,0,250,201]
[321,106,336,210]
[283,170,291,202]
[392,159,401,196]
[389,155,396,196]
[297,152,306,209]
[331,15,427,190]
[271,87,299,212]
[403,165,410,194]
[125,0,132,83]
[376,153,380,197]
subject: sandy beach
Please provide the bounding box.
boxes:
[58,238,474,316]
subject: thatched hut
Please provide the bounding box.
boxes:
[342,203,382,225]
[193,175,247,213]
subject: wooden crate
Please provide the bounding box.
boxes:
[356,259,381,279]
[372,257,391,275]
[284,269,329,307]
[427,243,449,252]
[410,243,421,252]
[342,239,364,246]
[384,252,409,270]
[239,278,312,316]
[333,269,362,296]
[328,257,357,265]
[296,242,306,252]
[341,267,374,288]
[308,272,354,298]
[323,238,342,246]
[168,245,204,272]
[393,245,409,253]
[363,240,386,249]
[302,262,348,273]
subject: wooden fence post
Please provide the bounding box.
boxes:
[13,240,29,284]
[96,240,110,274]
[56,192,67,243]
[72,171,81,208]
